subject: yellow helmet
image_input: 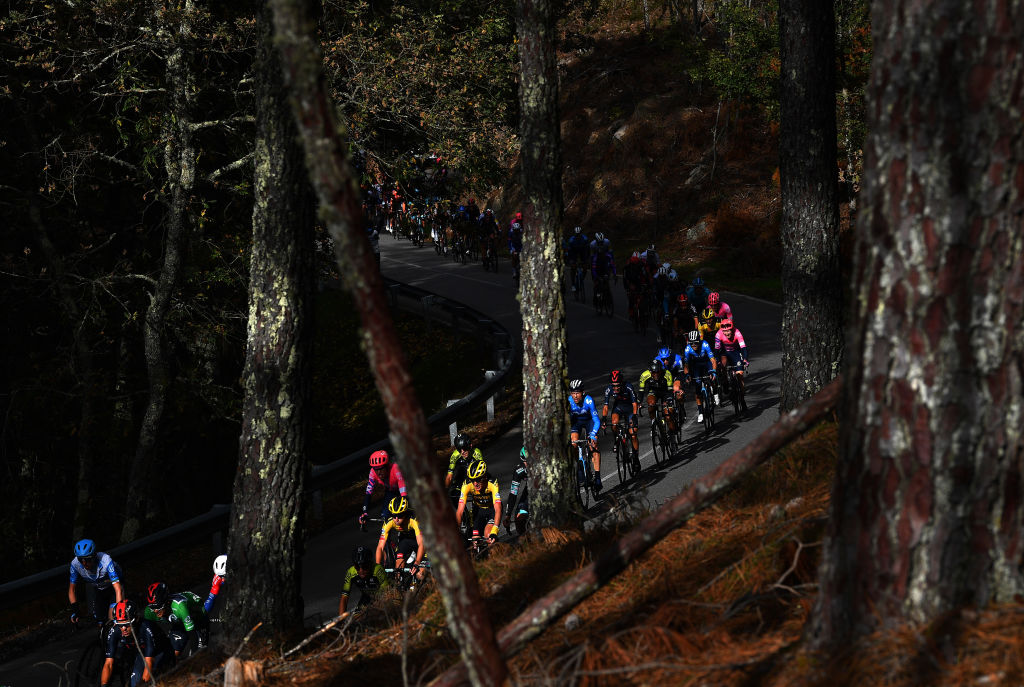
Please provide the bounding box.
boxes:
[466,459,487,480]
[388,496,409,516]
[701,306,715,321]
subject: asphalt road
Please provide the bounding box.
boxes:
[0,235,780,686]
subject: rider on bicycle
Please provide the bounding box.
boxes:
[504,447,530,536]
[715,318,749,410]
[602,370,641,473]
[671,293,700,345]
[698,303,721,342]
[591,243,617,305]
[686,276,711,311]
[589,231,611,255]
[143,582,210,656]
[623,252,650,298]
[655,346,687,421]
[683,330,719,423]
[204,555,226,614]
[361,449,407,527]
[103,599,174,687]
[708,291,732,321]
[638,359,677,433]
[339,545,389,615]
[377,496,427,580]
[446,432,484,493]
[568,379,602,493]
[68,539,124,626]
[567,226,590,292]
[455,459,503,545]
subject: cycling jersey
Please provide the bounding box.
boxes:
[603,381,639,411]
[715,329,747,355]
[654,348,685,375]
[458,480,502,511]
[638,369,674,395]
[69,553,121,590]
[364,463,407,508]
[204,574,224,614]
[507,461,529,516]
[508,225,523,253]
[684,341,717,373]
[713,301,733,321]
[686,285,710,310]
[623,261,649,292]
[567,234,590,264]
[591,250,617,280]
[568,394,601,439]
[105,619,173,661]
[447,447,484,483]
[341,564,389,600]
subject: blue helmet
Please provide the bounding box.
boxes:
[692,276,705,288]
[657,347,672,362]
[74,539,95,557]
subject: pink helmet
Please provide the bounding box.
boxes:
[369,450,389,468]
[708,292,720,307]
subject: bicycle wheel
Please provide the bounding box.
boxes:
[658,423,672,464]
[73,642,104,687]
[614,437,626,484]
[650,423,662,467]
[572,450,590,510]
[623,432,638,478]
[701,387,714,433]
[730,373,742,416]
[604,288,614,316]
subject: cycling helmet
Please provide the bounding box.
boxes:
[688,330,700,343]
[692,276,704,288]
[595,232,605,242]
[353,545,373,569]
[369,449,389,468]
[512,222,521,231]
[647,243,655,252]
[650,359,664,376]
[519,446,528,460]
[657,347,672,362]
[466,459,488,480]
[515,212,523,221]
[720,318,734,332]
[702,306,715,321]
[630,251,641,262]
[213,554,227,577]
[574,226,582,235]
[677,293,689,306]
[668,270,678,281]
[569,379,584,392]
[74,539,96,557]
[658,264,670,276]
[708,292,720,307]
[388,496,409,516]
[454,432,472,451]
[610,369,622,385]
[146,582,169,609]
[113,599,137,625]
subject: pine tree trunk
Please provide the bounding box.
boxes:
[220,1,314,642]
[778,0,842,413]
[121,0,197,543]
[516,0,574,528]
[808,0,1024,650]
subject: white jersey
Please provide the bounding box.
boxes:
[69,552,121,589]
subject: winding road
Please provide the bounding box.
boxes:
[0,235,781,686]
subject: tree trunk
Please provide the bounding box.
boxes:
[267,1,508,684]
[121,0,198,543]
[219,1,315,644]
[777,0,842,413]
[516,0,574,528]
[808,0,1024,651]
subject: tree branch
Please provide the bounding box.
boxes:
[206,152,254,182]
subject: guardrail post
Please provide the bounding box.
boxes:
[498,348,512,368]
[485,371,497,421]
[448,399,459,443]
[388,283,401,309]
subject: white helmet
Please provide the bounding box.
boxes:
[595,232,605,242]
[213,554,227,577]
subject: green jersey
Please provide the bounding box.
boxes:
[144,590,205,632]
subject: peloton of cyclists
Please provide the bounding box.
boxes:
[568,379,603,493]
[602,370,642,473]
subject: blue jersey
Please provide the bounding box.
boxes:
[686,285,710,311]
[591,250,616,279]
[567,234,590,263]
[104,619,173,660]
[508,225,523,253]
[655,348,684,374]
[69,553,121,590]
[683,341,716,370]
[568,394,601,440]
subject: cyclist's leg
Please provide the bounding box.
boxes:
[645,392,658,420]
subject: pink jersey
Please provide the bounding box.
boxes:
[714,302,733,321]
[366,462,407,497]
[715,328,746,353]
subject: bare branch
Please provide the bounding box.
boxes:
[189,115,256,132]
[206,152,254,182]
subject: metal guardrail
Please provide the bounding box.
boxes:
[0,277,519,610]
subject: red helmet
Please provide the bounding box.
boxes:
[369,450,389,468]
[708,292,720,307]
[677,293,689,306]
[515,211,522,221]
[610,369,621,385]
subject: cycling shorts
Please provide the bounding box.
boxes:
[570,418,595,438]
[721,350,746,368]
[610,404,638,426]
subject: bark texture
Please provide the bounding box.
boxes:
[121,0,197,542]
[778,0,842,412]
[809,0,1024,650]
[268,1,508,684]
[431,379,843,687]
[516,0,574,527]
[221,2,314,642]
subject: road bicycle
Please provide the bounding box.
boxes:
[608,419,639,482]
[384,559,431,592]
[649,398,678,466]
[511,250,521,289]
[571,262,586,302]
[72,621,133,687]
[693,373,717,433]
[628,287,650,334]
[570,437,596,509]
[593,275,614,316]
[724,362,749,416]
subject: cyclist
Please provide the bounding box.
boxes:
[623,252,649,296]
[204,554,226,614]
[504,447,529,536]
[590,243,617,306]
[655,346,688,421]
[707,291,733,321]
[508,220,523,282]
[377,496,427,580]
[360,449,407,527]
[339,545,389,615]
[671,293,700,345]
[698,303,721,342]
[143,581,209,656]
[589,231,611,255]
[715,318,749,411]
[68,539,124,626]
[454,459,503,545]
[568,378,602,493]
[686,276,711,311]
[683,329,719,423]
[602,370,641,473]
[446,432,484,492]
[567,226,590,293]
[638,359,677,433]
[102,599,174,687]
[640,244,660,278]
